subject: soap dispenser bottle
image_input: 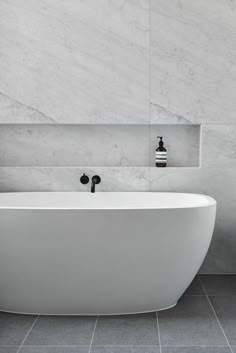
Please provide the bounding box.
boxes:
[155,136,167,167]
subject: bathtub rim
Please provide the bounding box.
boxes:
[0,191,216,210]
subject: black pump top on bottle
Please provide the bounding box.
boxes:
[157,136,164,147]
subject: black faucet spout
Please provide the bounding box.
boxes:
[91,175,101,193]
[91,181,96,193]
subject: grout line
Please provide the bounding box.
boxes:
[161,344,232,347]
[198,276,234,353]
[182,294,206,297]
[161,344,233,347]
[199,273,236,275]
[16,315,39,353]
[148,0,152,187]
[1,344,232,348]
[15,345,91,348]
[156,312,162,353]
[199,124,202,168]
[88,316,98,353]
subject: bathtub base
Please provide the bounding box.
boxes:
[0,303,178,316]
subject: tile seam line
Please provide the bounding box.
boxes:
[15,345,90,347]
[1,344,231,346]
[183,293,206,295]
[148,0,151,188]
[16,314,39,353]
[160,344,231,347]
[198,275,234,353]
[3,344,165,347]
[4,344,234,347]
[156,311,162,353]
[199,273,236,275]
[88,316,98,353]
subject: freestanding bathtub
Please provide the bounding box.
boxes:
[0,192,216,315]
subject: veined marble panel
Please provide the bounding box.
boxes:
[0,92,55,123]
[151,0,236,124]
[0,125,149,166]
[0,0,149,123]
[149,124,200,167]
[0,167,149,192]
[201,124,236,168]
[149,166,236,273]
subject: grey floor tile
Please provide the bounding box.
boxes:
[162,347,231,353]
[200,275,236,296]
[91,346,160,353]
[24,316,96,346]
[183,276,205,295]
[210,296,236,345]
[158,296,227,346]
[0,312,37,346]
[18,347,89,353]
[0,348,19,353]
[92,313,159,346]
[232,348,236,353]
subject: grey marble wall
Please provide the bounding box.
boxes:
[150,0,236,273]
[0,0,236,273]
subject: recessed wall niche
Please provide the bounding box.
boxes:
[0,124,200,167]
[150,124,200,168]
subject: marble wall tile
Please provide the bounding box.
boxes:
[151,0,236,124]
[0,92,55,124]
[149,125,200,167]
[149,166,236,273]
[0,167,150,192]
[0,0,149,124]
[150,0,236,273]
[0,125,149,167]
[201,124,236,168]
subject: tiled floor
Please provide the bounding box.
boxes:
[0,275,236,353]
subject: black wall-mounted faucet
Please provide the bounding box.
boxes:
[80,174,101,193]
[91,175,101,193]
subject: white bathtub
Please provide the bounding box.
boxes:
[0,192,216,315]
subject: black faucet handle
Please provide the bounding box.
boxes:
[92,175,101,184]
[80,173,90,184]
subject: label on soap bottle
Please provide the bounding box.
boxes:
[155,151,167,164]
